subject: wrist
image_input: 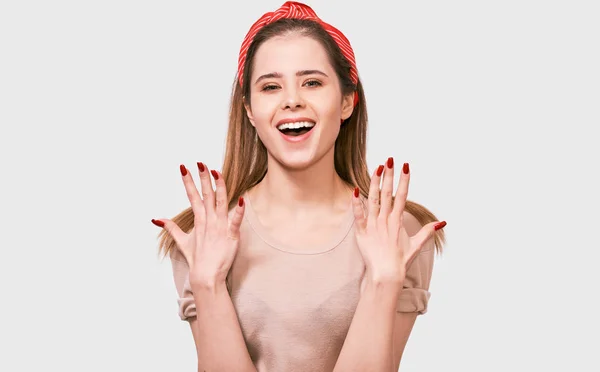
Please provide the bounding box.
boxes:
[361,276,403,311]
[365,268,405,288]
[190,273,228,293]
[364,275,403,292]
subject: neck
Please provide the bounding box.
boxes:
[249,149,352,215]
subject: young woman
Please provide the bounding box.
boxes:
[152,2,447,371]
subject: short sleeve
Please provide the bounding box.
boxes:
[169,249,197,321]
[396,245,435,315]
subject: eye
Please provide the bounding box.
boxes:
[304,79,322,87]
[261,84,279,92]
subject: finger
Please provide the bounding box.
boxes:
[211,169,228,220]
[410,220,446,252]
[352,187,366,234]
[367,165,384,229]
[198,162,217,220]
[180,164,204,221]
[151,218,188,256]
[392,162,410,222]
[379,157,395,219]
[228,196,246,239]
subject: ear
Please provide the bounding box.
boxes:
[341,91,355,121]
[243,96,256,128]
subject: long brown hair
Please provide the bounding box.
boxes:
[158,19,446,257]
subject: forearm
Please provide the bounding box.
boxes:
[191,281,257,372]
[333,278,402,372]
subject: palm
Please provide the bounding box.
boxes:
[191,224,240,284]
[352,160,444,284]
[153,163,245,286]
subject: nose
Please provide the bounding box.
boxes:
[280,87,305,110]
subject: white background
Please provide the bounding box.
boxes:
[1,0,598,371]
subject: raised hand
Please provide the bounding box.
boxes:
[352,158,446,284]
[152,162,245,287]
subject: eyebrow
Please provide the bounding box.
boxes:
[254,70,329,84]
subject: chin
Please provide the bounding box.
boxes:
[261,130,337,170]
[273,147,332,171]
[276,155,315,170]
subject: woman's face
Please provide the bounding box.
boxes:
[245,34,354,170]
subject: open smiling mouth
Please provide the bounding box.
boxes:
[276,121,316,137]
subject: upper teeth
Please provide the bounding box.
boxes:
[277,121,315,130]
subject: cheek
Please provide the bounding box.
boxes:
[249,97,276,126]
[316,96,342,122]
[252,105,271,122]
[314,85,344,115]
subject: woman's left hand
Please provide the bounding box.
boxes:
[352,158,446,285]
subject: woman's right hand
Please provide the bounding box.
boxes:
[152,162,245,288]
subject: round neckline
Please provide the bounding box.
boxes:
[242,191,356,255]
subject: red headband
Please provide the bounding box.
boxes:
[237,1,359,105]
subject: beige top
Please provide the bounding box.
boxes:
[170,193,435,372]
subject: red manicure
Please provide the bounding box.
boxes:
[354,187,359,197]
[210,170,219,180]
[180,164,187,176]
[403,163,409,174]
[151,219,165,227]
[387,157,394,168]
[238,196,244,207]
[376,165,384,177]
[197,162,205,172]
[434,221,447,231]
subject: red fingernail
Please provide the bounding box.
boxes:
[376,165,384,177]
[197,162,205,172]
[238,196,244,207]
[354,187,359,198]
[403,163,409,174]
[180,164,187,176]
[210,170,219,180]
[151,219,165,227]
[387,157,394,168]
[434,221,446,231]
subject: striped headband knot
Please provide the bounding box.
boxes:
[237,1,359,105]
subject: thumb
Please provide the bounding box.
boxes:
[351,187,367,234]
[152,218,189,258]
[411,220,446,251]
[227,196,246,239]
